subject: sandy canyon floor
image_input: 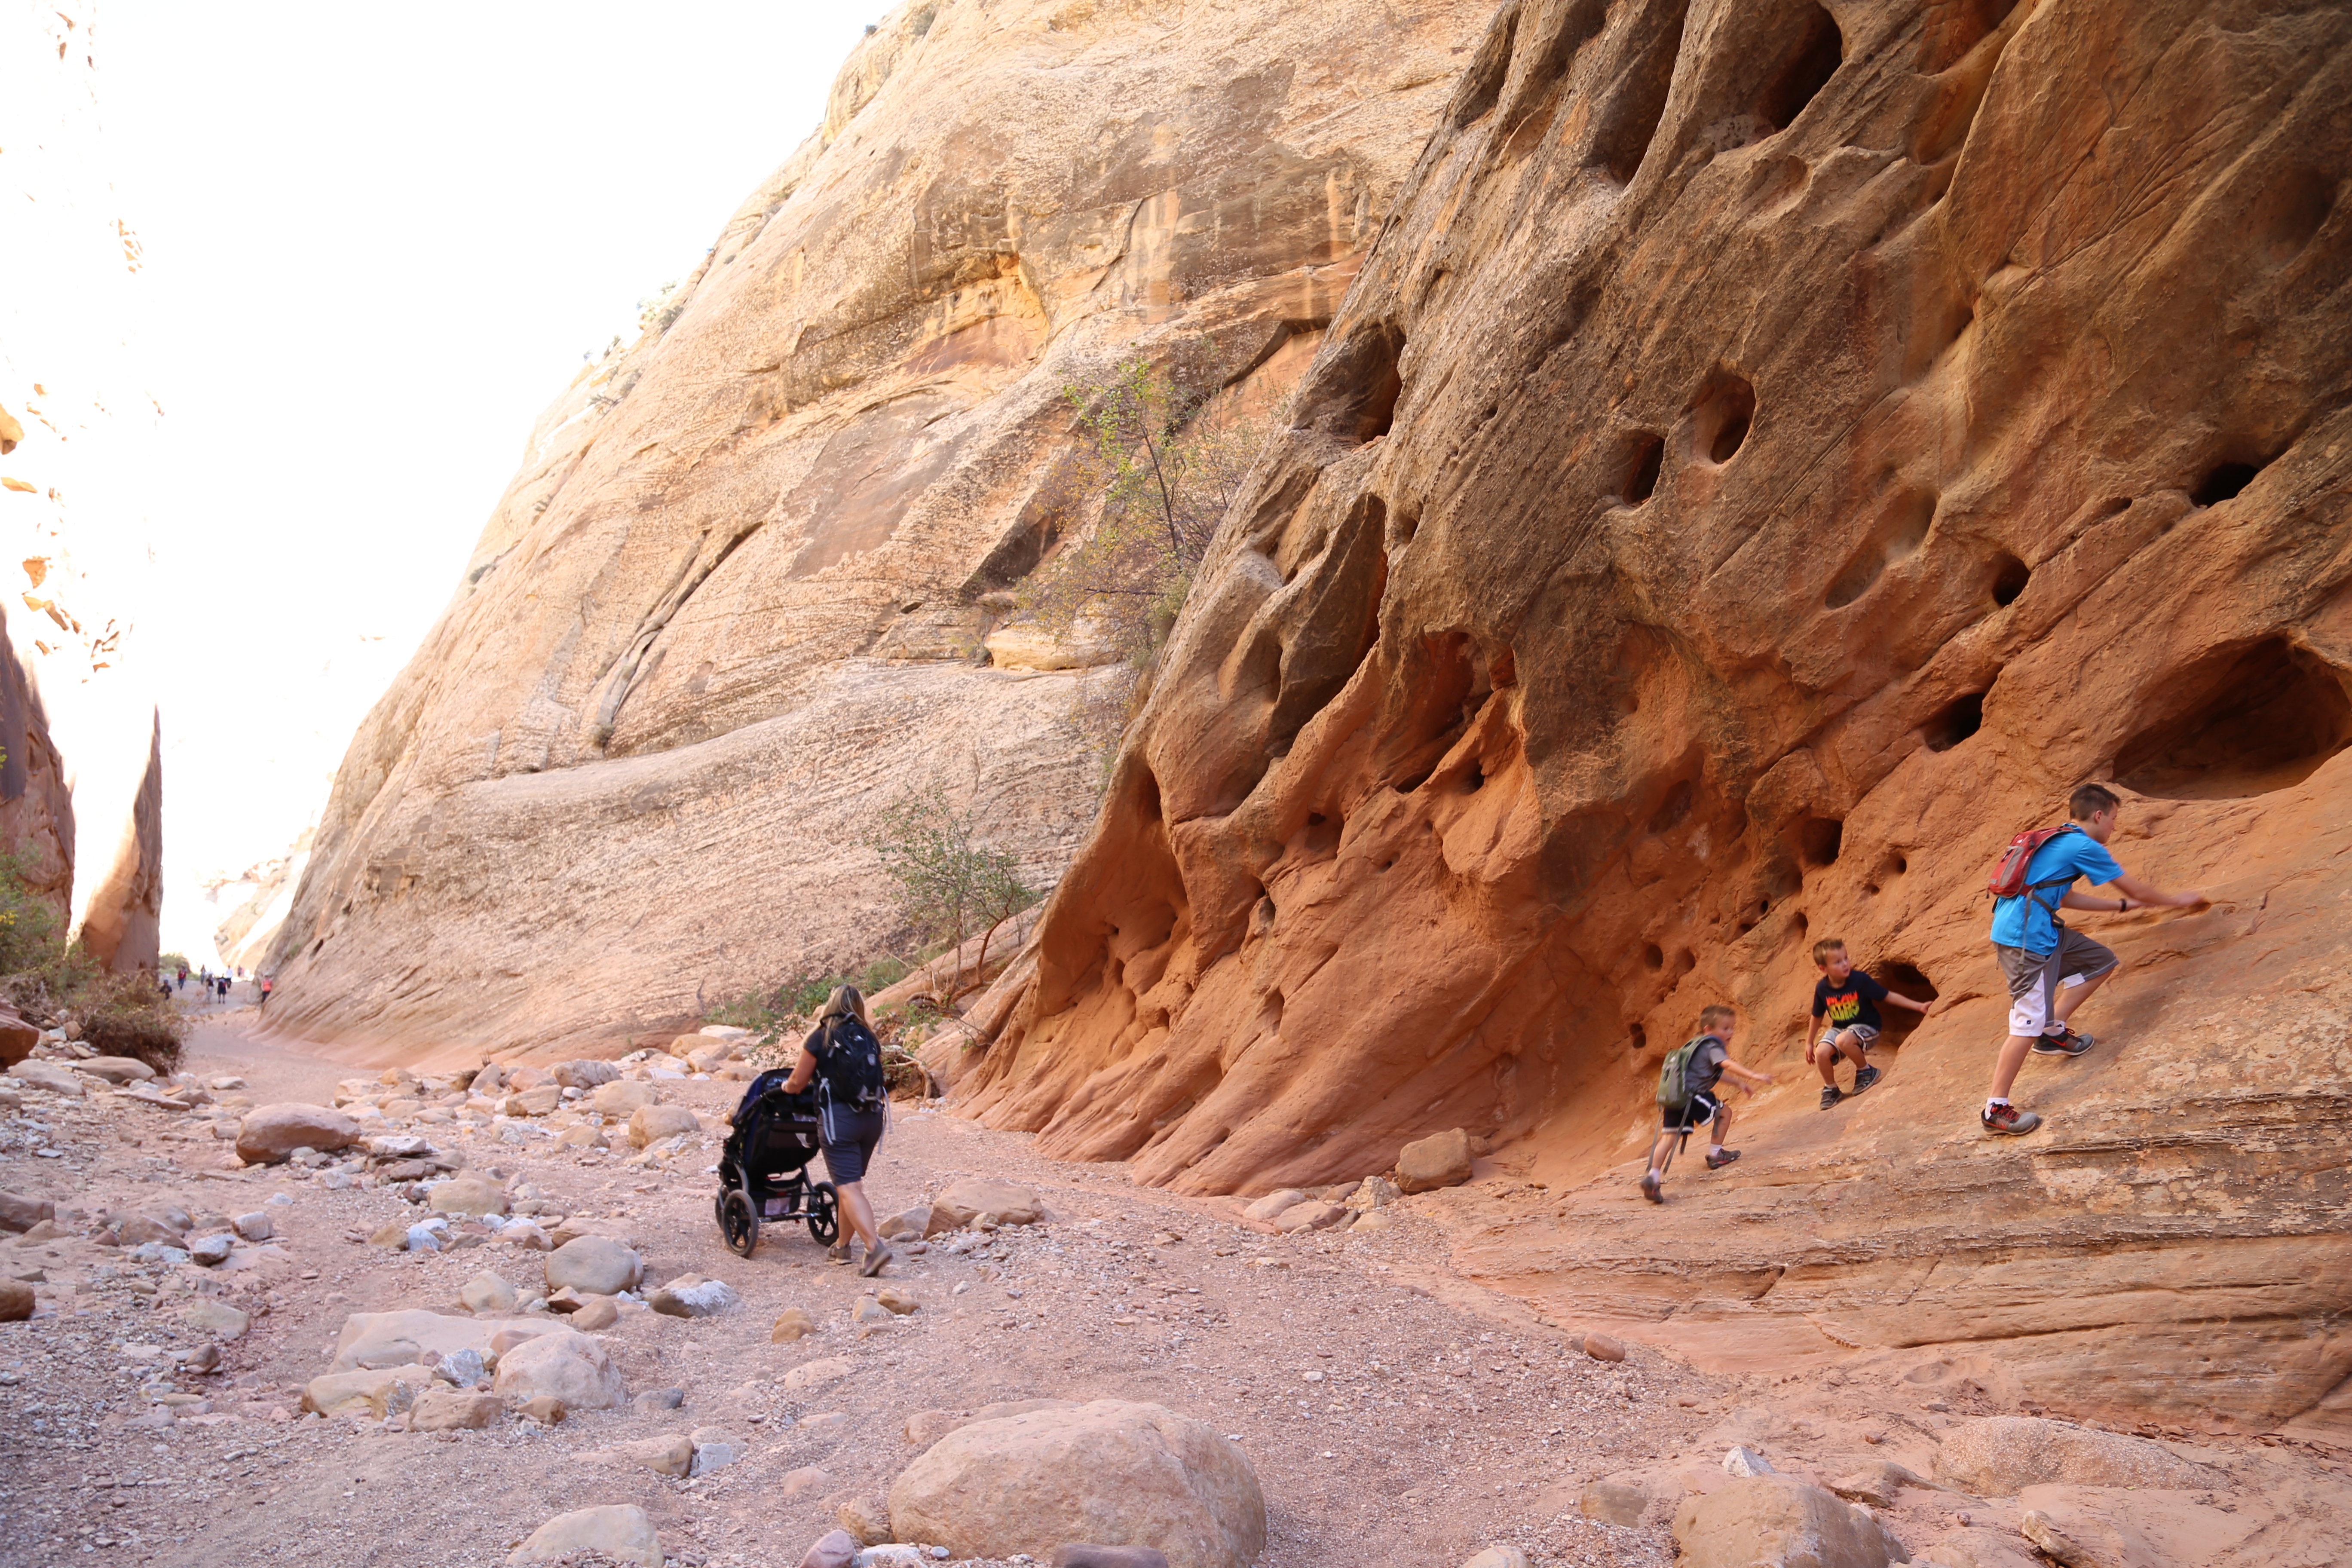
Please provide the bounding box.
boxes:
[0,1011,2345,1568]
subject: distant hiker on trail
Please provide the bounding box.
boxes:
[1806,938,1935,1110]
[258,976,273,1005]
[1642,1004,1774,1204]
[1981,782,2206,1136]
[782,983,895,1277]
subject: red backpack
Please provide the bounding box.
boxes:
[1987,823,2079,903]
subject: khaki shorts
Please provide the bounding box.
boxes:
[1997,927,2117,1037]
[1816,1023,1881,1053]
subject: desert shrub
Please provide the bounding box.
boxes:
[862,781,1038,1003]
[77,971,187,1071]
[0,851,186,1071]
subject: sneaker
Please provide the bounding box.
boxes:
[2033,1027,2096,1057]
[1705,1148,1741,1170]
[1851,1065,1882,1095]
[859,1240,895,1278]
[1981,1102,2043,1136]
[1819,1085,1844,1110]
[826,1243,852,1265]
[1640,1171,1663,1204]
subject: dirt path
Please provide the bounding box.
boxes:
[2,1017,2344,1568]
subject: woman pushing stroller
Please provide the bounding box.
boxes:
[782,984,895,1277]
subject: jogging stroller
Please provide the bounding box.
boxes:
[712,1069,841,1258]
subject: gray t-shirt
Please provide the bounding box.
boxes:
[1684,1036,1730,1095]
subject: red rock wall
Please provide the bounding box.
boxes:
[0,606,74,925]
[965,0,2352,1432]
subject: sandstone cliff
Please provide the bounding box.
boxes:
[0,606,75,927]
[260,0,1493,1056]
[964,0,2352,1435]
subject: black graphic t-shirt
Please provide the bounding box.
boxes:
[1812,971,1890,1031]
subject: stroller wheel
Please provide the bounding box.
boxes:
[719,1190,760,1258]
[807,1182,841,1247]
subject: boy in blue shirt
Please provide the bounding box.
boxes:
[1981,783,2205,1136]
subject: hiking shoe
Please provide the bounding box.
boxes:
[1705,1148,1741,1171]
[1981,1102,2043,1136]
[1640,1171,1663,1204]
[1819,1085,1844,1110]
[859,1241,895,1278]
[826,1243,851,1265]
[1852,1065,1883,1095]
[2033,1026,2097,1057]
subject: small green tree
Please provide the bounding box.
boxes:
[861,781,1038,1004]
[1022,340,1275,773]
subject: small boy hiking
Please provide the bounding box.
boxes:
[1980,782,2205,1136]
[1806,937,1935,1109]
[1642,1004,1773,1204]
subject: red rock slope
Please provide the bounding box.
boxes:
[962,0,2352,1434]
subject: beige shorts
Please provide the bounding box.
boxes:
[1997,927,2118,1037]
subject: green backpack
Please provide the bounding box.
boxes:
[1656,1035,1716,1111]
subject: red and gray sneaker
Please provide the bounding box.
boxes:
[1981,1102,2043,1136]
[1705,1148,1741,1170]
[2032,1026,2097,1057]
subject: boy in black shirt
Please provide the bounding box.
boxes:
[1805,937,1935,1109]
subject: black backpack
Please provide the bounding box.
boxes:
[816,1014,888,1111]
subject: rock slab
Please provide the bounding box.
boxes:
[1672,1476,1904,1568]
[888,1399,1265,1568]
[509,1504,663,1566]
[235,1103,359,1164]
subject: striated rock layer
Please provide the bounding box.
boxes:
[261,0,1491,1058]
[965,0,2352,1433]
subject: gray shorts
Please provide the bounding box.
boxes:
[1997,927,2118,1038]
[1816,1023,1881,1053]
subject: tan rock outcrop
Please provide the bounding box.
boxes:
[961,0,2352,1436]
[257,0,1491,1058]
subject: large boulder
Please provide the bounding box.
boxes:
[302,1365,434,1419]
[888,1400,1265,1568]
[0,1011,37,1069]
[493,1329,626,1412]
[10,1060,82,1097]
[553,1059,620,1089]
[545,1235,643,1296]
[77,1056,156,1084]
[1394,1128,1473,1194]
[0,1190,54,1232]
[508,1504,663,1566]
[628,1103,701,1147]
[235,1103,360,1164]
[1671,1476,1907,1568]
[428,1176,510,1218]
[934,1178,1044,1228]
[1934,1417,2222,1494]
[328,1308,563,1372]
[591,1080,658,1116]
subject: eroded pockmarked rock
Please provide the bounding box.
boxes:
[888,1399,1265,1568]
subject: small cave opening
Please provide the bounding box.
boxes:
[1621,431,1665,505]
[1922,690,1987,752]
[1874,961,1939,1047]
[1687,371,1756,466]
[2116,637,2352,799]
[2192,461,2262,507]
[1642,942,1666,971]
[1756,4,1843,134]
[1990,552,2031,607]
[1629,1022,1649,1054]
[1298,321,1406,445]
[1796,816,1844,868]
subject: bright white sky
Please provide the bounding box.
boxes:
[90,3,874,959]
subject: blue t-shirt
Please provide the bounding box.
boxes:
[1989,827,2125,954]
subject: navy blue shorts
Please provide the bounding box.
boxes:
[819,1102,887,1186]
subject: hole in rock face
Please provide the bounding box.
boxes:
[1989,552,2030,607]
[1687,371,1756,466]
[2193,461,2261,507]
[1629,1022,1649,1053]
[2254,166,2337,269]
[1918,0,2021,72]
[1796,816,1844,868]
[1757,4,1842,133]
[2116,637,2352,799]
[1648,778,1696,834]
[1922,691,1987,752]
[1452,9,1517,128]
[1588,0,1691,185]
[1298,322,1406,444]
[1461,762,1486,794]
[1874,962,1939,1047]
[1622,432,1664,504]
[1643,942,1666,972]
